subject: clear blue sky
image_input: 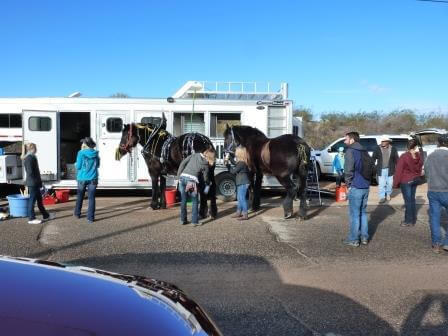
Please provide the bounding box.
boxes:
[1,0,447,117]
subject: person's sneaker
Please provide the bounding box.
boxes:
[432,245,442,254]
[343,240,360,247]
[74,214,81,219]
[87,219,94,224]
[240,213,249,221]
[43,213,55,221]
[361,239,369,245]
[400,221,412,227]
[379,198,386,204]
[28,219,42,225]
[442,245,448,252]
[231,212,242,218]
[193,222,204,227]
[386,195,392,201]
[181,220,189,225]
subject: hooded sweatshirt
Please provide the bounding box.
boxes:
[23,153,42,187]
[75,149,100,181]
[344,142,370,189]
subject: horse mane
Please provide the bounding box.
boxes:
[231,125,267,139]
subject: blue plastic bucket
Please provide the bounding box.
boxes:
[7,194,30,217]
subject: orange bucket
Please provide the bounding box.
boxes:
[335,185,348,202]
[165,187,177,207]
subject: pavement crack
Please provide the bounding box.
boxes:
[273,296,321,336]
[264,216,318,265]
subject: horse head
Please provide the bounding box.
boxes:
[116,123,140,161]
[223,124,239,157]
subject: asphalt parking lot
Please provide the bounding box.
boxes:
[1,184,448,335]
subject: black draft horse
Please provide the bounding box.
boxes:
[116,119,217,219]
[223,125,311,220]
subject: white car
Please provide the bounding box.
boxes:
[312,129,446,177]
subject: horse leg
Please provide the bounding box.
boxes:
[209,166,217,219]
[199,188,208,220]
[297,174,307,220]
[277,175,296,219]
[159,175,166,209]
[252,172,263,211]
[150,174,160,210]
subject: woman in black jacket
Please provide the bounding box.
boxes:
[22,143,53,224]
[228,146,250,221]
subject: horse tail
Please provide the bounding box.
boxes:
[296,141,310,178]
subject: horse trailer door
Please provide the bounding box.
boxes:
[267,106,287,138]
[97,112,130,182]
[23,110,59,181]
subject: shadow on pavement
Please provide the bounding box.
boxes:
[400,293,448,336]
[369,204,396,240]
[67,252,399,336]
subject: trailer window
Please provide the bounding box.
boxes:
[0,114,22,128]
[29,117,51,131]
[210,113,241,138]
[141,117,162,126]
[106,118,123,133]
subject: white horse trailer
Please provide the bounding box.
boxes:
[0,81,301,198]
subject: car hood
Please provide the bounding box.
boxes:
[0,256,221,336]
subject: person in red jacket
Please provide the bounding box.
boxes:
[393,139,424,227]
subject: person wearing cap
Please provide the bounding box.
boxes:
[372,136,399,203]
[332,146,345,187]
[74,137,100,223]
[424,133,448,254]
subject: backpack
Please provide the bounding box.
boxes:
[360,151,374,181]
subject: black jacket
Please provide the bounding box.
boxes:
[229,161,250,186]
[372,145,399,176]
[23,154,42,187]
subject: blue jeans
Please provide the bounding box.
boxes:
[378,168,393,198]
[347,187,370,242]
[237,184,249,214]
[74,180,97,221]
[427,191,448,246]
[179,176,199,224]
[28,186,49,220]
[401,181,417,224]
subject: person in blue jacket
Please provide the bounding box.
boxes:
[74,137,100,223]
[332,146,345,187]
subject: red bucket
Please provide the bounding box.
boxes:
[55,189,70,203]
[335,185,348,202]
[165,188,177,207]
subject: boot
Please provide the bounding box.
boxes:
[231,211,242,218]
[240,212,248,221]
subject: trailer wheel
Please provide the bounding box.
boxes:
[216,172,236,202]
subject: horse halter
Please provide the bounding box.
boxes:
[224,127,237,155]
[119,123,138,154]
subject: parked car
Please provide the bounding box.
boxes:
[0,255,222,336]
[311,129,446,178]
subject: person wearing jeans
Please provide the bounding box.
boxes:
[424,133,448,253]
[228,146,250,221]
[179,176,199,225]
[177,148,215,226]
[347,187,370,243]
[23,143,53,225]
[74,137,100,223]
[393,139,423,227]
[74,179,98,222]
[343,131,371,247]
[400,181,418,225]
[372,136,398,204]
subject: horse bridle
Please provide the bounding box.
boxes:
[224,127,237,155]
[120,123,154,154]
